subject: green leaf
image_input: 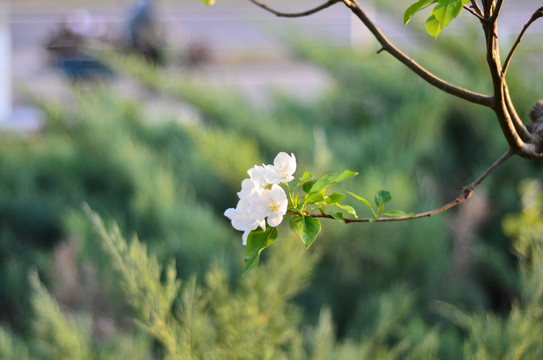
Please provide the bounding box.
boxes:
[303,181,315,194]
[289,216,321,249]
[303,192,326,205]
[298,172,313,183]
[382,210,416,217]
[374,190,392,208]
[243,226,278,275]
[291,172,313,191]
[200,0,216,5]
[308,171,358,194]
[404,0,436,25]
[325,193,346,204]
[425,0,464,37]
[348,191,374,213]
[335,203,357,217]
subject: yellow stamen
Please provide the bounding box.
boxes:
[268,200,280,213]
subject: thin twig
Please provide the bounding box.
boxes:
[502,7,543,77]
[482,0,493,18]
[489,0,504,22]
[463,4,485,20]
[309,150,514,223]
[248,0,493,106]
[503,83,536,143]
[248,0,340,18]
[479,3,528,152]
[470,0,483,17]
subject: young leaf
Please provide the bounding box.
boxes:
[308,171,358,194]
[200,0,216,5]
[303,181,315,194]
[404,0,436,25]
[348,191,376,217]
[374,190,392,208]
[244,226,278,275]
[298,172,313,183]
[325,193,346,204]
[425,0,464,38]
[289,215,321,249]
[291,172,313,192]
[335,203,357,217]
[382,210,416,217]
[303,192,326,205]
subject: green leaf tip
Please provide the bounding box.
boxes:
[200,0,216,6]
[308,170,358,194]
[404,0,436,25]
[243,226,278,275]
[374,190,392,208]
[289,215,321,249]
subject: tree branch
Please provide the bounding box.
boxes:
[503,83,536,143]
[469,0,483,17]
[344,0,493,107]
[249,0,543,157]
[489,0,504,22]
[463,4,485,20]
[309,150,514,223]
[248,0,493,106]
[248,0,340,18]
[502,7,543,78]
[479,4,528,151]
[482,0,493,18]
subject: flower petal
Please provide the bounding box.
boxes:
[248,165,269,188]
[267,212,284,227]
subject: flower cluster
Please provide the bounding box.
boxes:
[224,152,296,245]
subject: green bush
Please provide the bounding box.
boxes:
[0,28,542,358]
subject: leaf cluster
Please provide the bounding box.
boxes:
[404,0,471,38]
[244,170,415,274]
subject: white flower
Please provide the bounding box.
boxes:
[264,152,297,184]
[237,178,259,199]
[247,165,269,189]
[250,184,288,227]
[224,199,265,245]
[226,152,297,245]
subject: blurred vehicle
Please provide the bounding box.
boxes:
[44,9,113,81]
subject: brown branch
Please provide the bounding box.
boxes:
[469,0,483,17]
[479,4,527,151]
[482,0,493,18]
[249,0,542,157]
[248,0,340,18]
[463,4,485,20]
[344,1,493,107]
[249,0,492,106]
[489,0,504,22]
[502,7,543,78]
[503,83,536,143]
[309,150,514,223]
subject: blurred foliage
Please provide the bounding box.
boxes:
[0,19,542,358]
[2,183,543,358]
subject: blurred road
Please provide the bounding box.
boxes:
[10,0,355,112]
[7,1,543,115]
